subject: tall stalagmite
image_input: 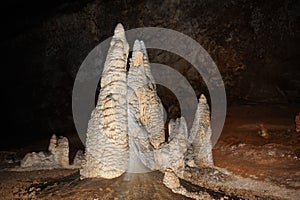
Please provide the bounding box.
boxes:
[189,94,214,167]
[127,40,165,172]
[80,24,129,179]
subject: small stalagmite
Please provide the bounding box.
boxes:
[21,134,69,168]
[80,23,129,179]
[155,117,188,174]
[189,94,214,167]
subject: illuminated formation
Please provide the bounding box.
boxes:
[80,23,214,179]
[80,24,129,179]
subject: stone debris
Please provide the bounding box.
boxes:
[20,134,69,169]
[296,113,300,132]
[80,23,129,179]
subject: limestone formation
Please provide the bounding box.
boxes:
[21,134,69,168]
[81,24,214,181]
[189,95,214,167]
[127,40,165,172]
[73,150,84,168]
[49,134,69,168]
[128,40,165,149]
[155,117,188,174]
[80,23,129,179]
[21,152,55,168]
[296,113,300,132]
[163,169,213,200]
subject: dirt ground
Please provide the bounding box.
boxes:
[0,104,299,199]
[213,104,300,190]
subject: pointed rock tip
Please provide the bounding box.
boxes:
[140,40,146,50]
[133,40,142,52]
[140,40,148,56]
[113,23,126,39]
[114,23,125,33]
[199,94,207,103]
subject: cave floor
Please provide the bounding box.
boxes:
[0,104,299,199]
[213,104,300,190]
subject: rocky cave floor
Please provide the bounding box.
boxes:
[0,104,299,199]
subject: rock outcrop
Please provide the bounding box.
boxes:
[80,24,129,179]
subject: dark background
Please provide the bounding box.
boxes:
[1,0,299,149]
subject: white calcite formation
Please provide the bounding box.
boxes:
[21,134,69,168]
[73,150,84,168]
[155,117,188,174]
[48,134,69,168]
[127,40,165,172]
[189,95,214,167]
[81,23,214,180]
[80,23,129,179]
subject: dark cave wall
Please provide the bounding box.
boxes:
[1,0,299,148]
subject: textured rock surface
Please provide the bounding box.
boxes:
[49,134,70,168]
[163,169,213,200]
[128,40,165,149]
[155,117,188,174]
[2,0,299,148]
[20,134,69,168]
[21,152,55,168]
[189,95,214,167]
[72,150,84,168]
[127,40,165,172]
[80,24,129,179]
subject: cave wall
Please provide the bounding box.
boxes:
[1,0,299,148]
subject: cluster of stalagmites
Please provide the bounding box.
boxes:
[20,134,83,169]
[21,134,69,168]
[80,23,214,180]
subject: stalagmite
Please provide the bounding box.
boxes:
[21,134,69,168]
[80,23,129,179]
[189,94,214,167]
[49,134,69,168]
[80,24,214,181]
[127,40,165,172]
[128,40,165,150]
[155,117,188,174]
